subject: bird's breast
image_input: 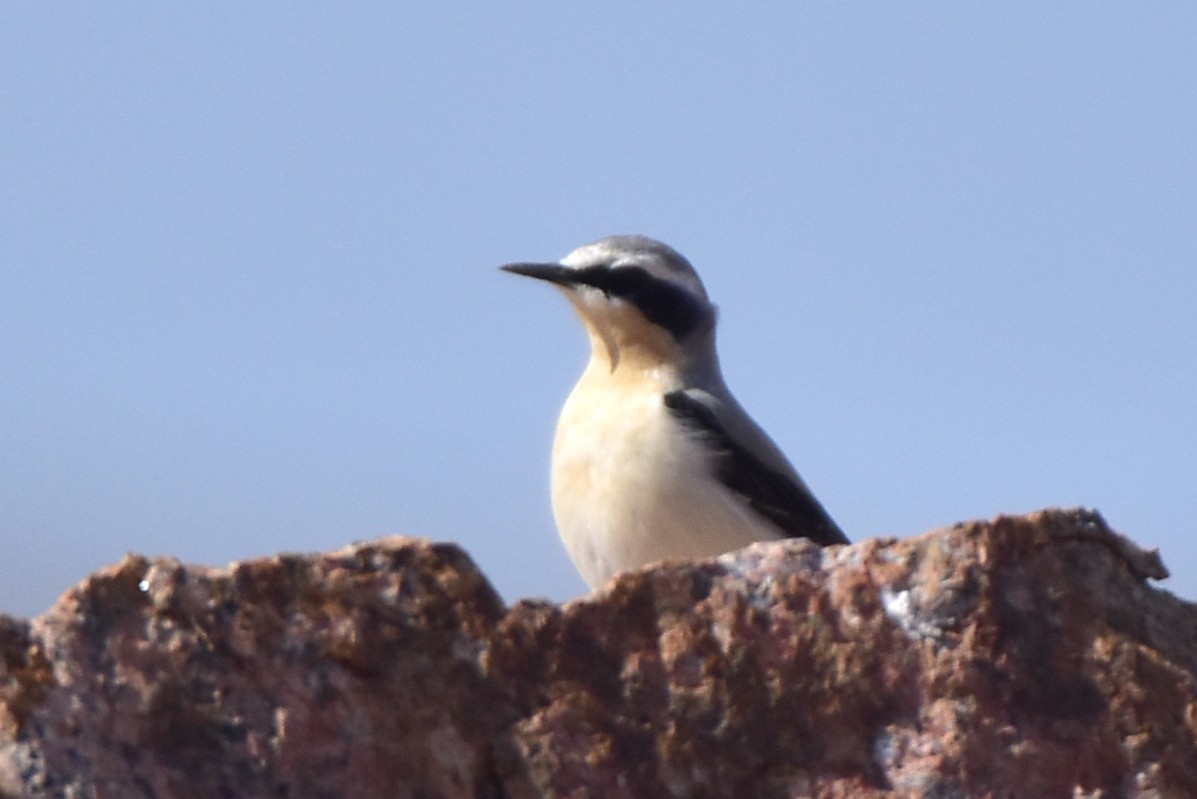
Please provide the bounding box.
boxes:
[549,371,780,588]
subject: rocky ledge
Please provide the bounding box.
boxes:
[1,509,1194,798]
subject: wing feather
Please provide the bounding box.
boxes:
[663,389,848,546]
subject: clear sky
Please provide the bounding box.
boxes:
[3,6,1194,617]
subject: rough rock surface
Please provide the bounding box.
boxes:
[0,509,1194,798]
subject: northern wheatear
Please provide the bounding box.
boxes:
[502,235,847,589]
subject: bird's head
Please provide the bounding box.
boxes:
[501,235,718,373]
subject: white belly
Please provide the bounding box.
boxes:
[550,376,781,589]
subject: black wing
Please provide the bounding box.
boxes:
[663,390,849,546]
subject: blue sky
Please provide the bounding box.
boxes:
[2,6,1194,617]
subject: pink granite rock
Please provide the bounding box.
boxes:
[1,509,1194,798]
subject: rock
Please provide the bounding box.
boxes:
[1,509,1194,798]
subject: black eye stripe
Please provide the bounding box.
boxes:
[573,266,708,339]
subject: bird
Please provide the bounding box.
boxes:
[501,235,847,589]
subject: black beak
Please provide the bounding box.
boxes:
[499,262,577,287]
